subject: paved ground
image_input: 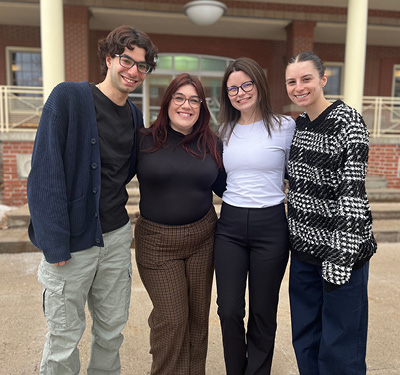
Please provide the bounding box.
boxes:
[0,243,399,375]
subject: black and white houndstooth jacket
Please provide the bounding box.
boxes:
[287,100,377,286]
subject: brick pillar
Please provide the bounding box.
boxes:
[285,20,316,60]
[64,5,90,82]
[283,20,316,117]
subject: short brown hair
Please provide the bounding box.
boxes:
[98,25,158,77]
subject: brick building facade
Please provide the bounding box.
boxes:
[1,0,400,204]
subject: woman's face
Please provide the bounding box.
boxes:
[285,60,327,109]
[168,84,201,135]
[226,70,258,116]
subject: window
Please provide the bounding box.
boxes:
[5,47,43,127]
[324,63,343,96]
[393,65,400,98]
[6,47,42,87]
[391,65,400,122]
[144,54,232,128]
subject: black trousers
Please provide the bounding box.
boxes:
[214,202,289,375]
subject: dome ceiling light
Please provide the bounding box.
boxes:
[184,0,227,26]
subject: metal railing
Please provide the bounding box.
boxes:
[0,85,43,132]
[1,85,400,137]
[325,95,400,137]
[363,96,400,137]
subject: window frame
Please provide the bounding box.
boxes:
[6,46,42,87]
[324,62,344,96]
[392,64,400,98]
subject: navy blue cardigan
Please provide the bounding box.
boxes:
[27,81,143,263]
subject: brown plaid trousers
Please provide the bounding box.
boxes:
[134,207,218,375]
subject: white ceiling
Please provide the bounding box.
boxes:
[1,1,400,46]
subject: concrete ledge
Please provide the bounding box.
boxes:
[0,131,36,142]
[370,137,400,145]
[6,204,30,228]
[0,228,38,253]
[367,188,400,202]
[371,203,400,220]
[373,219,400,242]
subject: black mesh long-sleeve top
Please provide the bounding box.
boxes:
[136,126,226,225]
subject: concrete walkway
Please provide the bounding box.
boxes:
[0,243,399,375]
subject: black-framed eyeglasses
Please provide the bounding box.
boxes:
[115,54,151,74]
[226,80,255,96]
[172,93,203,109]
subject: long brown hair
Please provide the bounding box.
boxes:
[218,57,283,143]
[143,73,223,168]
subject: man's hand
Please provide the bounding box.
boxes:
[53,261,69,267]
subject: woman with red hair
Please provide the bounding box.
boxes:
[135,73,226,375]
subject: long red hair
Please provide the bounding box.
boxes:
[143,73,222,168]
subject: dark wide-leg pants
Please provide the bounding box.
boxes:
[214,202,289,375]
[289,255,369,375]
[134,208,217,375]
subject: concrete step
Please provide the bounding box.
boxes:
[370,202,400,220]
[127,188,140,205]
[7,204,142,228]
[6,204,29,228]
[366,175,388,190]
[0,227,37,253]
[367,188,400,202]
[0,197,398,254]
[7,200,398,228]
[0,212,395,254]
[373,219,400,243]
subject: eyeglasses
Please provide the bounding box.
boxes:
[226,80,255,96]
[172,94,203,109]
[115,54,151,74]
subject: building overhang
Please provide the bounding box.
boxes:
[0,0,400,46]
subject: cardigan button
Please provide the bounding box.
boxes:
[91,163,97,169]
[92,187,98,194]
[95,238,101,244]
[94,212,98,218]
[91,138,96,145]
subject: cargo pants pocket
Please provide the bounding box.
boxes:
[38,263,67,330]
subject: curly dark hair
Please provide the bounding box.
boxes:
[98,25,158,78]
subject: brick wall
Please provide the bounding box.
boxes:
[2,141,34,206]
[368,142,400,188]
[3,139,399,208]
[64,5,90,82]
[0,25,41,85]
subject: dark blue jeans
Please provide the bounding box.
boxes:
[289,255,369,375]
[214,202,289,375]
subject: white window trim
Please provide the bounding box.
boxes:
[5,46,41,86]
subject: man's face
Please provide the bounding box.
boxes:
[106,46,147,95]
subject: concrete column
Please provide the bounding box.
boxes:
[40,0,65,102]
[343,0,368,113]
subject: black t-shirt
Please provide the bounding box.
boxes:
[137,126,225,225]
[90,83,134,233]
